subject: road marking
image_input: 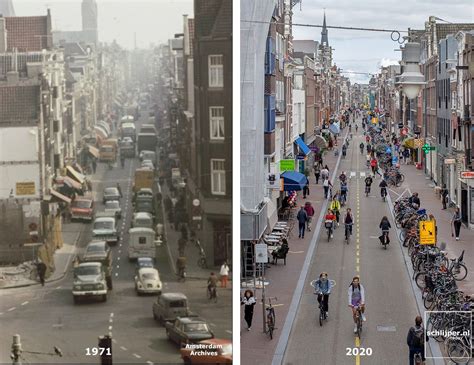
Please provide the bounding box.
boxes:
[112,338,117,343]
[21,301,29,306]
[120,243,123,247]
[356,251,359,256]
[120,346,127,351]
[118,250,121,254]
[7,307,16,312]
[116,265,120,269]
[226,330,232,334]
[350,172,356,177]
[209,323,217,327]
[115,273,119,277]
[356,258,360,264]
[109,318,113,323]
[110,313,114,317]
[117,257,120,261]
[369,236,379,239]
[146,361,154,365]
[56,286,62,289]
[355,335,361,365]
[356,266,360,272]
[108,325,112,330]
[133,353,141,359]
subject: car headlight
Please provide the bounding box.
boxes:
[95,284,105,290]
[137,282,143,288]
[74,285,82,290]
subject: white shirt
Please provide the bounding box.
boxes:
[220,264,230,276]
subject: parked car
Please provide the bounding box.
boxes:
[153,293,190,324]
[180,339,232,364]
[165,317,214,347]
[103,187,121,204]
[92,215,119,245]
[132,212,154,229]
[135,267,162,295]
[104,200,122,219]
[141,159,154,170]
[70,197,95,222]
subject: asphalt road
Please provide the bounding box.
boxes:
[0,108,231,364]
[282,121,425,365]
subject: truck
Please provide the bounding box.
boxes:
[120,122,136,142]
[133,168,154,192]
[72,262,108,303]
[119,138,136,158]
[99,139,118,162]
[137,133,157,153]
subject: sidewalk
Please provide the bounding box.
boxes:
[0,222,82,289]
[240,133,344,365]
[390,161,474,295]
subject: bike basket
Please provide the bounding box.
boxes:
[325,221,333,228]
[416,209,426,215]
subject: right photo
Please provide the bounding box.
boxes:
[240,1,473,365]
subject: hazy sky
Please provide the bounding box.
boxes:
[13,0,193,49]
[292,0,473,83]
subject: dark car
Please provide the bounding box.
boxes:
[135,257,154,275]
[165,317,214,347]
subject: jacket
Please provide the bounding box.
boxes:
[379,219,391,231]
[347,284,365,305]
[297,209,308,223]
[304,205,315,217]
[314,278,332,295]
[330,200,341,211]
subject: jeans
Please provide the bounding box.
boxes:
[307,216,312,229]
[454,220,461,238]
[317,293,330,312]
[298,222,306,238]
[324,186,329,198]
[409,346,425,365]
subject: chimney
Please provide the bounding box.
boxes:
[0,16,6,52]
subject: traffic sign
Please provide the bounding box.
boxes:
[460,171,474,179]
[422,143,435,154]
[419,220,436,245]
[444,158,456,165]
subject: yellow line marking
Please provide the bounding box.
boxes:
[356,251,360,256]
[355,336,361,365]
[356,265,360,272]
[356,258,360,264]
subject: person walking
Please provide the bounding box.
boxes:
[452,207,462,241]
[219,261,230,288]
[37,261,47,286]
[321,166,329,182]
[297,206,308,238]
[241,290,256,331]
[441,184,448,210]
[92,158,97,174]
[116,182,122,198]
[304,202,315,232]
[407,316,427,365]
[323,178,333,200]
[303,177,310,198]
[314,165,321,184]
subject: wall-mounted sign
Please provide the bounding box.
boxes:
[460,171,474,179]
[280,159,295,172]
[419,220,436,245]
[444,159,456,165]
[16,182,36,196]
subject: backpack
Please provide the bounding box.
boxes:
[412,326,424,347]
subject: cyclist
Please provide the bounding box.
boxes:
[359,142,364,154]
[120,155,125,169]
[349,124,352,133]
[379,216,391,245]
[344,208,354,237]
[366,153,371,168]
[342,144,347,158]
[348,276,366,333]
[364,175,373,195]
[355,124,358,132]
[313,272,332,318]
[379,179,388,198]
[330,196,341,225]
[407,316,427,365]
[367,143,372,154]
[325,209,337,238]
[340,182,348,205]
[339,171,347,184]
[207,272,218,298]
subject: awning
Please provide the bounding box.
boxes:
[57,176,82,190]
[66,166,85,185]
[329,122,340,135]
[403,138,415,148]
[94,126,108,139]
[294,137,311,156]
[314,135,328,149]
[50,189,72,204]
[281,171,307,191]
[97,121,111,135]
[87,144,100,159]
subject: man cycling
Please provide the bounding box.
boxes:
[207,272,218,297]
[339,171,347,184]
[325,209,337,238]
[344,208,354,238]
[313,272,332,318]
[340,182,348,206]
[330,197,341,225]
[355,124,358,132]
[359,142,364,154]
[364,175,373,195]
[379,179,388,199]
[348,276,366,333]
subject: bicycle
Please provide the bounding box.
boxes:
[353,305,363,338]
[365,185,371,197]
[325,220,334,242]
[380,230,389,249]
[265,297,277,340]
[310,280,336,327]
[207,286,217,303]
[381,187,387,202]
[413,351,423,365]
[345,223,352,244]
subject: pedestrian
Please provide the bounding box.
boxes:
[441,184,448,210]
[219,261,230,288]
[407,316,427,365]
[92,158,97,174]
[403,148,410,164]
[116,182,122,198]
[321,166,329,181]
[452,207,462,241]
[120,155,125,169]
[409,192,420,208]
[323,178,333,199]
[304,202,315,232]
[37,261,47,286]
[314,165,321,184]
[241,290,256,331]
[296,205,308,238]
[303,177,310,198]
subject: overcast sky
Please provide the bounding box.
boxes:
[13,0,193,49]
[292,0,473,83]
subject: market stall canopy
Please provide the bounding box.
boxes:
[329,122,340,135]
[314,135,328,149]
[281,171,307,191]
[294,137,311,156]
[94,125,108,140]
[66,166,85,185]
[50,189,71,204]
[403,137,415,148]
[87,144,100,159]
[97,121,111,136]
[56,176,82,190]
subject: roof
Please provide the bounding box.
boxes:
[129,227,155,234]
[138,267,158,274]
[62,42,87,56]
[195,0,231,39]
[211,0,232,38]
[161,292,187,300]
[436,24,474,42]
[5,13,52,52]
[0,84,40,126]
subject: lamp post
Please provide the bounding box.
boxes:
[397,42,426,100]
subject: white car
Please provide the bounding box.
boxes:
[104,200,122,219]
[135,267,162,295]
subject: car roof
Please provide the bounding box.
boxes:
[78,262,101,267]
[161,292,187,300]
[104,187,118,192]
[86,241,107,249]
[129,227,155,234]
[137,188,153,193]
[177,317,205,324]
[95,217,115,222]
[134,212,152,218]
[137,257,153,261]
[105,200,120,205]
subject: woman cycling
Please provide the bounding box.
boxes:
[348,276,366,333]
[313,272,332,317]
[379,216,391,245]
[344,208,354,237]
[325,209,337,238]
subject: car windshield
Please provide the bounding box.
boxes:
[141,272,158,280]
[75,266,100,276]
[138,259,153,267]
[105,201,119,209]
[104,188,118,195]
[184,323,209,333]
[73,200,91,209]
[94,221,113,230]
[86,245,105,253]
[136,219,151,226]
[169,300,186,308]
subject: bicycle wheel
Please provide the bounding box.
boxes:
[267,315,275,339]
[423,291,434,310]
[446,337,470,364]
[451,262,468,281]
[414,272,427,289]
[399,230,406,242]
[319,309,323,327]
[356,316,362,338]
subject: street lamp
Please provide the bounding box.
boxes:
[397,42,425,100]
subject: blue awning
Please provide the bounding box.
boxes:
[281,171,307,191]
[294,137,311,156]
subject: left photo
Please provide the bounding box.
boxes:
[0,0,232,364]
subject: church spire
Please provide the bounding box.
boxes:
[321,10,328,46]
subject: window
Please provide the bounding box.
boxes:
[210,107,225,140]
[208,55,224,87]
[211,159,226,195]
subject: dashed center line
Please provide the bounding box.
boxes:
[225,330,232,334]
[133,353,141,359]
[56,286,62,289]
[7,307,16,312]
[21,301,28,306]
[0,312,4,315]
[146,361,154,365]
[120,346,127,351]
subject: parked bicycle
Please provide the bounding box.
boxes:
[265,297,277,340]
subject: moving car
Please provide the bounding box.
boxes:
[136,257,155,271]
[165,317,214,347]
[103,187,121,204]
[132,212,153,229]
[180,339,232,364]
[82,240,113,289]
[70,197,95,221]
[92,216,119,245]
[104,200,122,219]
[153,293,189,324]
[139,150,156,164]
[72,262,108,303]
[135,267,162,295]
[141,159,155,170]
[128,227,156,259]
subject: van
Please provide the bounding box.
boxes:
[152,292,190,323]
[128,227,156,259]
[99,139,118,162]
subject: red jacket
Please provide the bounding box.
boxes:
[304,205,315,217]
[370,159,377,167]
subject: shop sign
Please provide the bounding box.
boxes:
[460,171,474,179]
[255,243,268,263]
[444,158,456,165]
[419,220,436,245]
[280,159,295,172]
[16,182,36,195]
